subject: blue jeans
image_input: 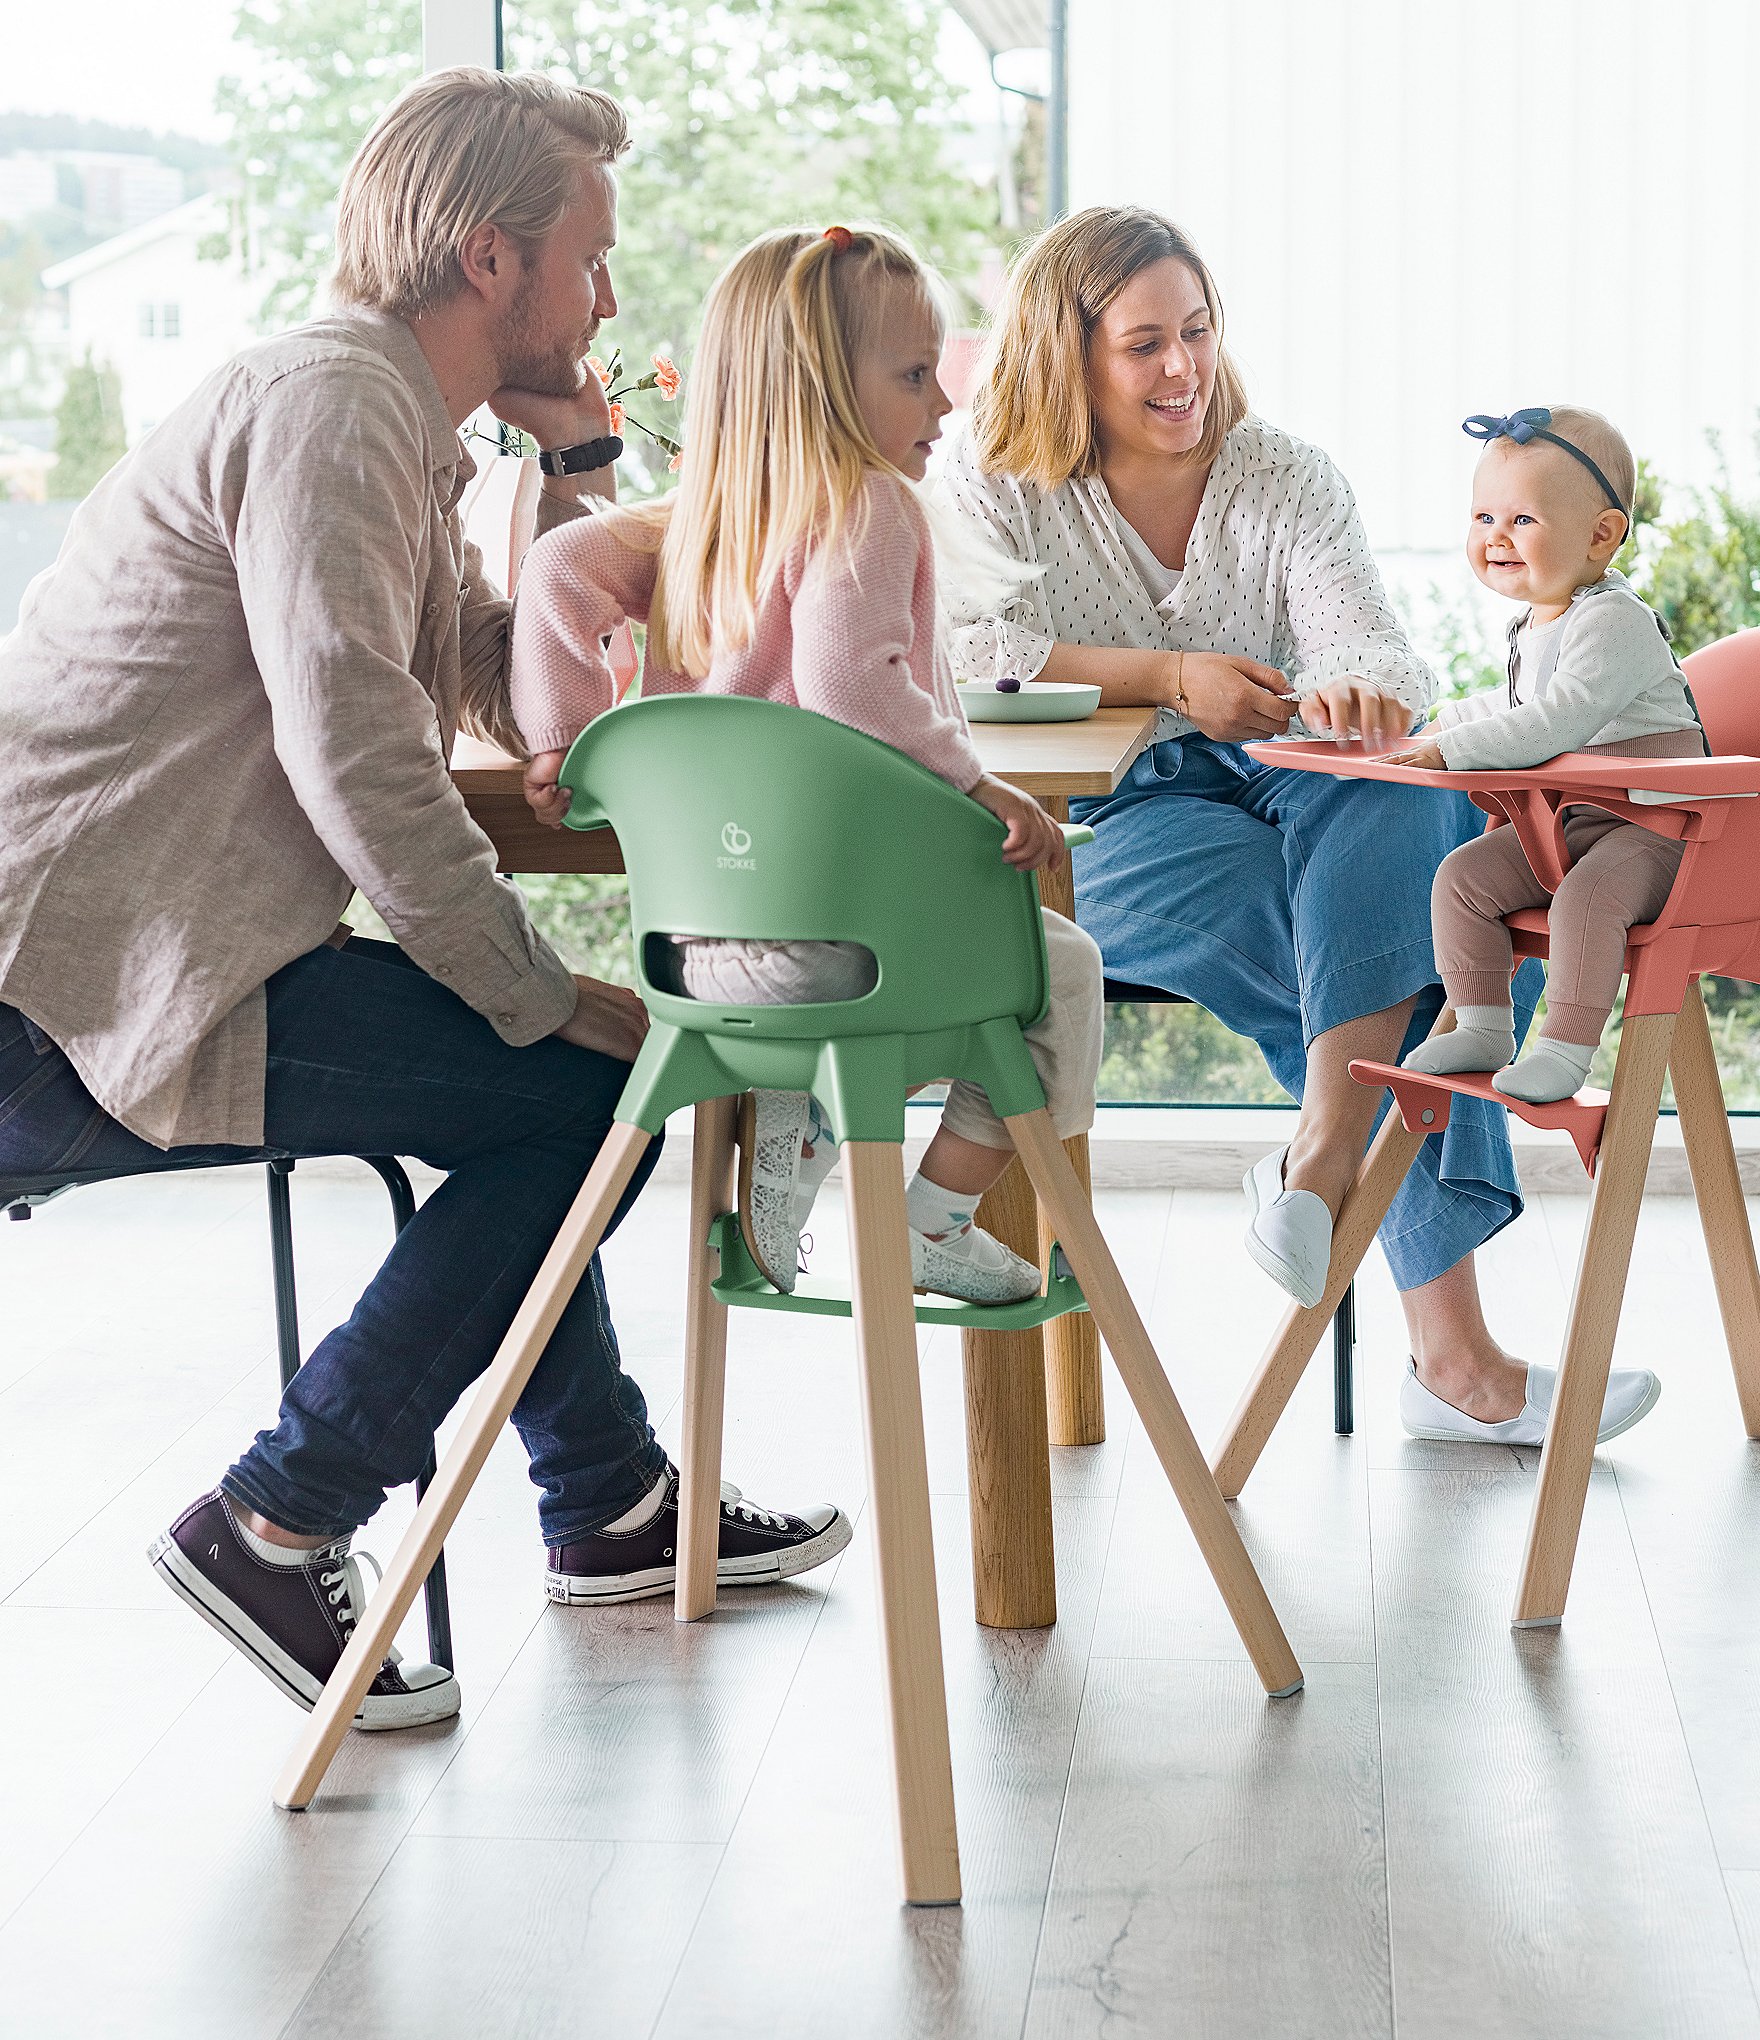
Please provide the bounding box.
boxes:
[1070,738,1538,1290]
[0,939,667,1542]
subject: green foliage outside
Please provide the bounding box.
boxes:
[49,352,127,499]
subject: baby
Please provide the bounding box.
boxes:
[1389,406,1705,1104]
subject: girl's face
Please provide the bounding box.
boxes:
[1467,443,1626,610]
[853,282,953,482]
[1086,257,1219,467]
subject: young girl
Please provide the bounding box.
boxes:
[1389,405,1705,1104]
[510,223,1105,1303]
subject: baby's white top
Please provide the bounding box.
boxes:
[1432,571,1702,770]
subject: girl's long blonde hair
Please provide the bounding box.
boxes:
[633,223,946,676]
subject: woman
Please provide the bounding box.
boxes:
[942,206,1655,1444]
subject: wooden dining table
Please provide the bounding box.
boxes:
[452,702,1160,1630]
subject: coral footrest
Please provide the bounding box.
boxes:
[1348,1058,1612,1176]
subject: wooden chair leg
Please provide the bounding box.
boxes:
[1007,1108,1303,1698]
[1212,1111,1427,1499]
[273,1120,655,1812]
[843,1141,961,1906]
[1513,1012,1675,1627]
[677,1096,739,1622]
[1669,984,1760,1437]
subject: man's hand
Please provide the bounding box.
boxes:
[1296,677,1414,747]
[523,749,572,827]
[1169,652,1293,742]
[489,360,614,459]
[970,773,1067,872]
[552,973,649,1062]
[1379,737,1448,771]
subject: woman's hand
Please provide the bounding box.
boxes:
[1296,677,1413,746]
[522,750,571,827]
[970,774,1066,872]
[1168,651,1293,742]
[1379,737,1448,771]
[552,973,649,1062]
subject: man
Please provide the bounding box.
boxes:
[0,68,848,1732]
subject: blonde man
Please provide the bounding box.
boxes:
[0,68,848,1732]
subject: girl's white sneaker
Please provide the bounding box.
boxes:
[1242,1145,1332,1309]
[737,1089,813,1293]
[911,1221,1042,1305]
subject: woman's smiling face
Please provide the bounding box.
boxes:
[1085,257,1219,465]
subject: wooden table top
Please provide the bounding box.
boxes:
[452,705,1159,875]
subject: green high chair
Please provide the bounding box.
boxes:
[275,696,1302,1903]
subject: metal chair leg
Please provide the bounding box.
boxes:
[265,1159,301,1392]
[1332,1281,1356,1436]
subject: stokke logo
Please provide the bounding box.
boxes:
[717,821,755,870]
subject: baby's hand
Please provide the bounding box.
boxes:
[522,749,572,826]
[1379,737,1448,771]
[970,774,1065,872]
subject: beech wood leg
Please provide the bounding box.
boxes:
[964,1158,1058,1630]
[1670,985,1760,1437]
[1513,1011,1676,1627]
[273,1120,654,1812]
[1034,799,1106,1447]
[1008,1108,1303,1696]
[843,1142,963,1905]
[677,1095,739,1622]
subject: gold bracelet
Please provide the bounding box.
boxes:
[1173,650,1188,718]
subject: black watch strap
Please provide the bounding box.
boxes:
[536,434,624,476]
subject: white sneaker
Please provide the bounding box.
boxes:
[1400,1360,1661,1446]
[911,1221,1042,1305]
[737,1090,813,1292]
[1242,1146,1332,1309]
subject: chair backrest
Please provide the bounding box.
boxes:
[1682,627,1760,755]
[557,694,1049,1045]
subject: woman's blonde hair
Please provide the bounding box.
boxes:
[333,67,628,319]
[971,206,1248,488]
[635,223,946,676]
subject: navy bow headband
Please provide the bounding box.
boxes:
[1463,408,1630,525]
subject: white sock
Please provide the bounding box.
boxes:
[232,1512,340,1568]
[1402,1004,1517,1076]
[906,1170,978,1241]
[599,1466,671,1535]
[1494,1037,1596,1104]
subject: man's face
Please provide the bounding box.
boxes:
[493,159,620,397]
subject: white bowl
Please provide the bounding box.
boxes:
[957,680,1103,724]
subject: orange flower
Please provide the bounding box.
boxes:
[587,354,613,388]
[608,400,625,432]
[651,353,681,399]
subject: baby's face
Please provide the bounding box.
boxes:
[1466,442,1616,609]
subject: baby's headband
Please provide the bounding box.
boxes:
[822,225,853,252]
[1463,408,1629,523]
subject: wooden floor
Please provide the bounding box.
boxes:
[4,1160,1760,2038]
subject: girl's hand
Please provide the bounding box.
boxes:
[1380,738,1448,771]
[1297,677,1414,745]
[970,774,1066,872]
[1168,651,1292,742]
[522,750,572,827]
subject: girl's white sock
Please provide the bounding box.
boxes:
[1401,1004,1517,1077]
[906,1170,978,1241]
[1494,1037,1596,1105]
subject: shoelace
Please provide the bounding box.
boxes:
[317,1547,402,1665]
[719,1483,789,1531]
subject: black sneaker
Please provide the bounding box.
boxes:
[148,1489,460,1732]
[545,1465,853,1605]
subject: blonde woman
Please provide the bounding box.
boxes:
[513,223,1105,1305]
[941,206,1658,1447]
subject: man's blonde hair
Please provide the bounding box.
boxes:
[971,206,1248,488]
[633,223,945,677]
[333,67,629,318]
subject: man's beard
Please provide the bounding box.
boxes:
[494,269,594,395]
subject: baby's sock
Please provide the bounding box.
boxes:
[1493,1036,1595,1105]
[1401,1005,1517,1077]
[906,1170,978,1242]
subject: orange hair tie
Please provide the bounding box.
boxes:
[822,225,853,252]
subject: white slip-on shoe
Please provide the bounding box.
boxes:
[737,1090,813,1293]
[1242,1145,1332,1309]
[910,1221,1042,1305]
[1400,1359,1661,1446]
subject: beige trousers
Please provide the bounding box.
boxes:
[659,908,1105,1149]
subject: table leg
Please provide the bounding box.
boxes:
[963,1157,1058,1628]
[1034,796,1107,1447]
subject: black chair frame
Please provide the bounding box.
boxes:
[3,1152,454,1666]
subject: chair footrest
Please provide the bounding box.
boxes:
[1348,1058,1610,1176]
[707,1212,1091,1329]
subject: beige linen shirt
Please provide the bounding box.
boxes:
[0,308,579,1149]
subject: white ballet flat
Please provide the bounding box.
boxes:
[1242,1145,1333,1309]
[1400,1360,1661,1446]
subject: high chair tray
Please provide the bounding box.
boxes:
[1247,737,1760,801]
[708,1213,1091,1330]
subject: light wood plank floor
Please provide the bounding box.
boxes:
[3,1161,1760,2038]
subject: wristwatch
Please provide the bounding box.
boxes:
[536,434,623,476]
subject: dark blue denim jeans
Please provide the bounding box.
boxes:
[0,938,666,1543]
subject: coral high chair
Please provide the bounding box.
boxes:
[1210,628,1760,1629]
[271,695,1302,1903]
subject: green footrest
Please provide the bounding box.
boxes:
[708,1212,1090,1331]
